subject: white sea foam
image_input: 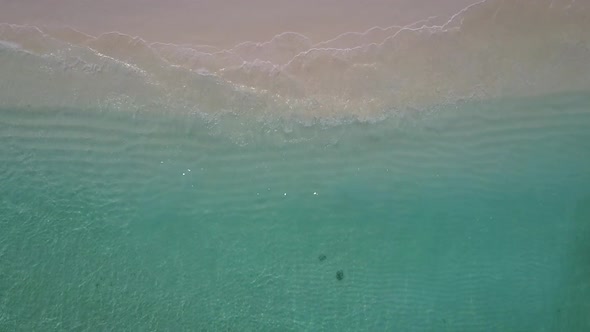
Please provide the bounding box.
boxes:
[1,0,589,123]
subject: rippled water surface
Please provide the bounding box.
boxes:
[2,0,590,330]
[1,93,590,330]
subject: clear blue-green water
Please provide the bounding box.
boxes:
[1,92,590,331]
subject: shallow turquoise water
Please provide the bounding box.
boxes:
[1,93,590,331]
